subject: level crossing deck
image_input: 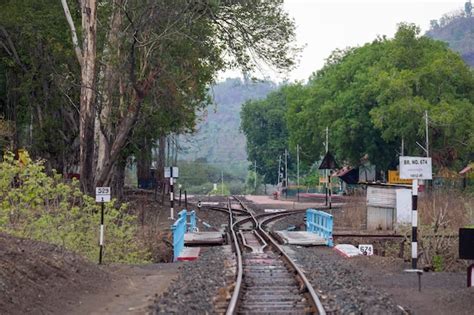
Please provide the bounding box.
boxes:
[276,231,327,246]
[184,232,225,245]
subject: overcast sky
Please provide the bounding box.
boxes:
[221,0,465,82]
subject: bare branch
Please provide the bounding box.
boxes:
[61,0,83,67]
[0,26,27,72]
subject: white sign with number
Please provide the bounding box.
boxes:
[96,187,111,202]
[358,244,374,256]
[164,167,179,178]
[399,156,432,180]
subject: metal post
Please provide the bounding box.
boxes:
[221,170,224,195]
[297,144,300,202]
[99,199,104,264]
[412,179,419,269]
[401,137,405,156]
[425,110,429,157]
[254,160,257,193]
[185,190,188,209]
[170,168,174,220]
[278,155,282,186]
[179,188,182,207]
[285,149,288,199]
[325,127,329,206]
[328,172,332,209]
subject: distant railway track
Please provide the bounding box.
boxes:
[226,196,325,315]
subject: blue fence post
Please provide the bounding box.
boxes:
[171,209,187,261]
[306,209,333,247]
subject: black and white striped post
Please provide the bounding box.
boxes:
[170,167,174,220]
[99,199,105,265]
[411,179,419,269]
[96,186,110,265]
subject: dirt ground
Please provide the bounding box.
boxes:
[344,253,474,314]
[0,232,108,314]
[1,192,472,314]
[68,264,178,315]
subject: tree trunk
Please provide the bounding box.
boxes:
[157,135,165,184]
[96,1,122,178]
[111,158,126,200]
[136,137,152,188]
[79,0,98,194]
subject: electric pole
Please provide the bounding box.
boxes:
[254,160,257,192]
[297,144,300,202]
[425,110,429,157]
[285,149,288,199]
[278,155,282,186]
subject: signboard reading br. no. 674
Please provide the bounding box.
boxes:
[399,156,432,180]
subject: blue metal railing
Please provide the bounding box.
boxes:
[171,210,187,261]
[171,209,199,261]
[306,209,334,247]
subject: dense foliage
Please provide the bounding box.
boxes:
[0,152,147,263]
[242,24,474,177]
[241,87,292,184]
[0,0,299,194]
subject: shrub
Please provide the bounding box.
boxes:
[0,151,149,263]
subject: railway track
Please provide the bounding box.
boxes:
[226,196,325,315]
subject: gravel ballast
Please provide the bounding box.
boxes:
[286,245,404,314]
[151,246,229,314]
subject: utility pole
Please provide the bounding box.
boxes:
[325,127,329,206]
[221,170,224,196]
[401,137,405,156]
[278,155,282,186]
[254,160,257,192]
[425,110,429,157]
[297,144,300,202]
[285,149,288,199]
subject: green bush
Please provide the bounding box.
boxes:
[0,152,149,263]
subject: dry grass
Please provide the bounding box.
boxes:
[335,192,367,230]
[415,190,473,271]
[335,188,474,271]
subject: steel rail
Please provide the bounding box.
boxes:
[233,196,327,315]
[225,198,248,315]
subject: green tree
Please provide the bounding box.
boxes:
[287,23,474,171]
[241,88,289,184]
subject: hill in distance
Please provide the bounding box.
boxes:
[180,78,277,167]
[426,5,474,66]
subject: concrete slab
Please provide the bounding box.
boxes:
[177,247,200,261]
[276,231,327,246]
[334,244,361,257]
[184,232,225,245]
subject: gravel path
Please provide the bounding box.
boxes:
[151,246,230,314]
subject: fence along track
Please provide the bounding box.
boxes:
[226,196,326,315]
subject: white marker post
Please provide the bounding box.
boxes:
[400,156,432,269]
[165,167,179,220]
[96,187,111,265]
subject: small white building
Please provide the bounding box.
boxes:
[366,184,412,230]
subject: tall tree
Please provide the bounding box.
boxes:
[266,24,474,171]
[61,0,299,193]
[1,0,80,171]
[61,0,97,192]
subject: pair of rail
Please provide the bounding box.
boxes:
[225,197,326,315]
